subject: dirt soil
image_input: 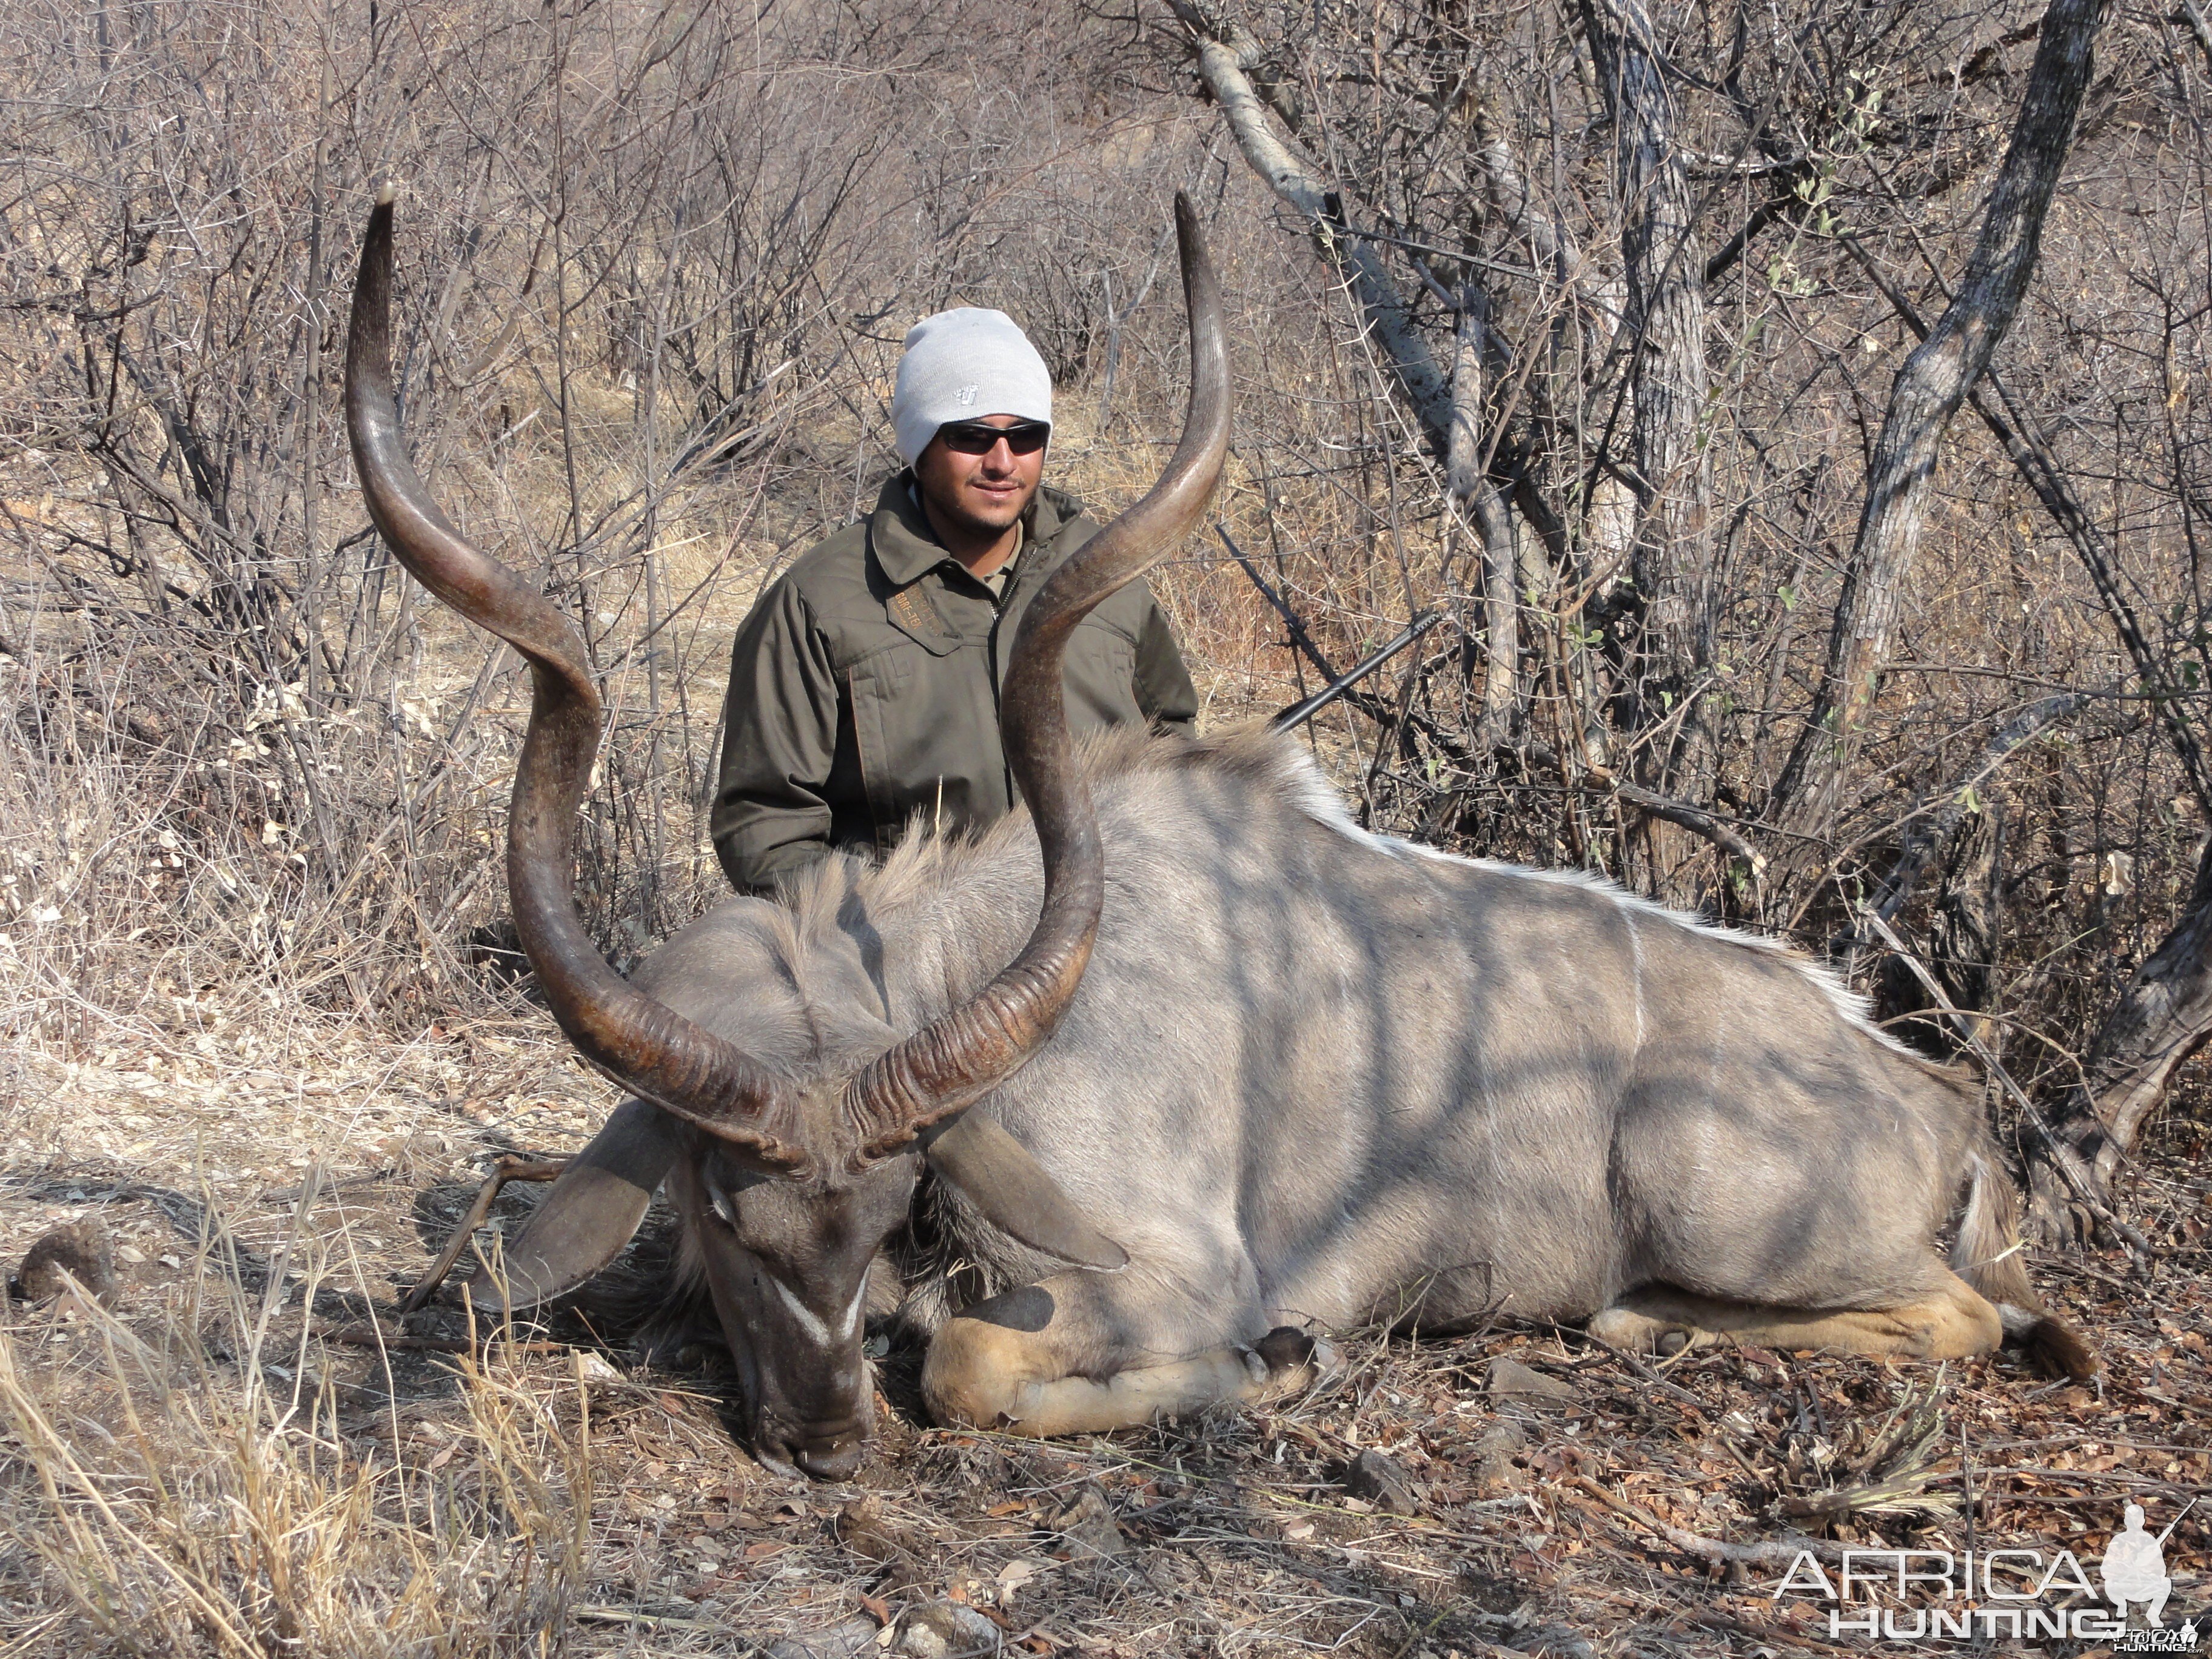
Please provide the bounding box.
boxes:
[1,1021,2207,1657]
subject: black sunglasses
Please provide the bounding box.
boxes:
[937,420,1051,456]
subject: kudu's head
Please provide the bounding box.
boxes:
[344,189,1228,1477]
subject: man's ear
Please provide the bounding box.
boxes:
[468,1098,683,1313]
[920,1113,1127,1271]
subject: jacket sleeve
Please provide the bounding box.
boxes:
[711,578,842,892]
[1133,583,1200,736]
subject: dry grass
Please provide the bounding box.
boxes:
[0,1301,593,1656]
[3,1017,2207,1657]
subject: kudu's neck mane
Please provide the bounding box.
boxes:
[754,725,1183,987]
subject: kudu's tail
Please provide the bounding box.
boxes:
[1954,1151,2098,1381]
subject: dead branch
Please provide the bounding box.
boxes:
[1858,909,2154,1258]
[1771,0,2111,831]
[397,1157,568,1315]
[1564,1474,1846,1568]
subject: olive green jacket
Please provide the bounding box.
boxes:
[711,474,1198,892]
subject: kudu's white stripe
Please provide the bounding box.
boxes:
[1277,746,1916,1059]
[769,1274,869,1348]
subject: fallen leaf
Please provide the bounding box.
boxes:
[574,1351,624,1390]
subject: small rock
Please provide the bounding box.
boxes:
[1049,1483,1127,1561]
[760,1615,879,1659]
[1486,1355,1579,1404]
[894,1601,1000,1658]
[13,1218,118,1307]
[1513,1626,1597,1659]
[1341,1446,1418,1515]
[1472,1418,1527,1497]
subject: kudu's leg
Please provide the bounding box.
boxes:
[921,1273,1325,1435]
[1588,1270,2004,1363]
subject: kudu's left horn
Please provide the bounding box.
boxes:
[346,186,812,1175]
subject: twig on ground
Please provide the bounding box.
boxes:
[1563,1473,1845,1567]
[261,1167,394,1205]
[317,1321,569,1355]
[396,1156,566,1314]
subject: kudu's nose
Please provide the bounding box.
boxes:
[788,1427,866,1481]
[754,1400,870,1480]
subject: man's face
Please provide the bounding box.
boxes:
[913,414,1046,541]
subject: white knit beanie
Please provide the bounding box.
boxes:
[890,307,1053,466]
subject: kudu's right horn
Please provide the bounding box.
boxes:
[839,191,1231,1167]
[345,186,813,1176]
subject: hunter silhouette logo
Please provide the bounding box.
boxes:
[2103,1501,2187,1627]
[1769,1496,2199,1644]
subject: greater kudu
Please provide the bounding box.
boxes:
[347,189,2090,1480]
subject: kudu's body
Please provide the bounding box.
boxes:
[649,730,2089,1441]
[346,192,2088,1480]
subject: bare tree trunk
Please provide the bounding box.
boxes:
[1579,0,1717,899]
[1589,0,1714,725]
[1876,802,2003,1055]
[1449,293,1520,745]
[1472,70,1617,766]
[1770,0,2110,833]
[2027,837,2212,1242]
[1845,236,2212,816]
[1176,0,1578,582]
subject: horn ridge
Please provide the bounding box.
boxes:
[345,192,812,1175]
[841,191,1232,1165]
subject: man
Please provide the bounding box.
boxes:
[712,306,1198,893]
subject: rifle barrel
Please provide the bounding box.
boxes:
[1270,611,1443,732]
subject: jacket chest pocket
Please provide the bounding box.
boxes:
[1062,617,1141,736]
[845,642,1004,850]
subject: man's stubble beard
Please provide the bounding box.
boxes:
[926,479,1037,541]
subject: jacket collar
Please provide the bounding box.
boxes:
[868,471,1081,588]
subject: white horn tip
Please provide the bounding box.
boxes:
[376,181,397,206]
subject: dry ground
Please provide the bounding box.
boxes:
[1,1019,2208,1658]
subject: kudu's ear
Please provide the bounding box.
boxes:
[920,1114,1128,1271]
[468,1098,684,1313]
